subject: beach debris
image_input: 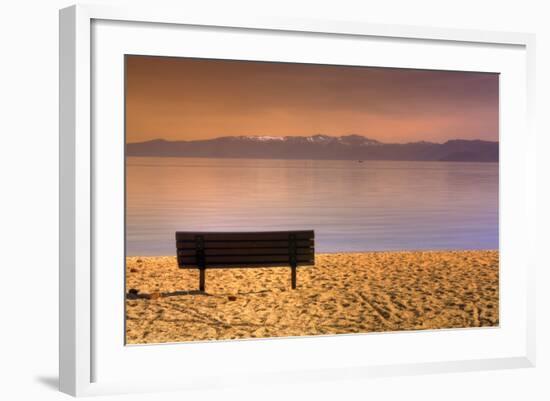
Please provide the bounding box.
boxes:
[128,288,139,295]
[227,295,237,301]
[130,268,139,273]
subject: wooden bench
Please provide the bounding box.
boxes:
[175,230,315,292]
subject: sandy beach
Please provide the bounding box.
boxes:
[126,250,498,344]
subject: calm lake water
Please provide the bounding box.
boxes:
[126,157,498,256]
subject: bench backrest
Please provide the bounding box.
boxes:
[176,230,314,268]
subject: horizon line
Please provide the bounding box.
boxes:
[126,134,499,145]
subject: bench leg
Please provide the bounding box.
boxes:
[291,266,297,289]
[199,268,206,292]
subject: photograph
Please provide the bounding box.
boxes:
[124,55,499,345]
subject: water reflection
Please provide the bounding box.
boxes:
[126,157,498,256]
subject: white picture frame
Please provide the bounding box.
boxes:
[59,4,536,397]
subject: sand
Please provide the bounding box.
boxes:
[125,250,499,344]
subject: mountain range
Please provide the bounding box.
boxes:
[126,134,498,162]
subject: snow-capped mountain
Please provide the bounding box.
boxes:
[222,134,381,146]
[127,135,498,162]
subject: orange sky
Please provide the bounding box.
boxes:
[126,55,498,144]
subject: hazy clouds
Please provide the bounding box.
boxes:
[126,56,498,144]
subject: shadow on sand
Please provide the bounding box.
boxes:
[126,288,274,300]
[126,289,208,299]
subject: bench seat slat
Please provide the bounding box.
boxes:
[178,248,314,256]
[178,254,314,265]
[178,262,313,269]
[175,231,314,242]
[176,240,313,249]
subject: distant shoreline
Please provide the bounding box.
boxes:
[125,154,499,163]
[126,136,499,163]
